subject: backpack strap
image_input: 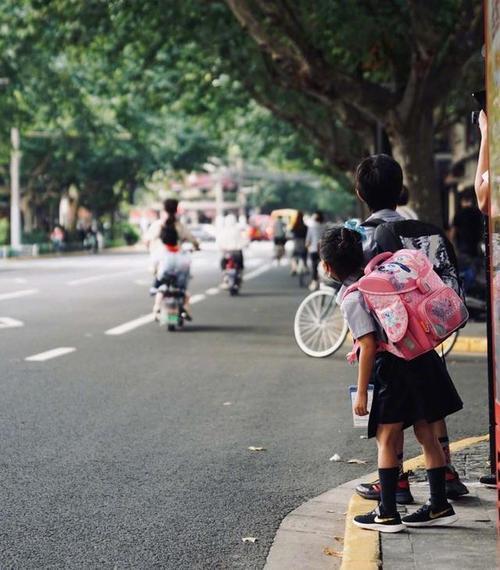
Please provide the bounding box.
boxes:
[360,218,386,229]
[342,283,359,301]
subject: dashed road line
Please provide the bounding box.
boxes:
[0,289,38,301]
[106,261,272,336]
[67,270,141,286]
[243,264,272,281]
[25,347,76,362]
[105,314,155,336]
[0,317,24,329]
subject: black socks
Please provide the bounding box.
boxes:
[427,466,447,509]
[378,467,399,516]
[438,436,451,467]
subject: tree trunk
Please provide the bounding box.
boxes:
[386,108,442,227]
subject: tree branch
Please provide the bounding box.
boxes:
[224,0,396,121]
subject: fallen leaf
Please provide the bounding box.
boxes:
[329,453,341,462]
[326,510,336,513]
[347,458,367,465]
[323,547,342,557]
[248,446,266,452]
[334,536,344,543]
[242,537,257,543]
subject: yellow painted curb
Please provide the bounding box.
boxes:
[341,494,380,570]
[403,434,489,472]
[452,336,487,354]
[340,435,489,570]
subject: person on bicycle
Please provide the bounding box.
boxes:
[290,211,308,276]
[353,154,468,503]
[150,199,199,320]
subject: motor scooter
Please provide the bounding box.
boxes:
[222,251,242,296]
[154,272,188,331]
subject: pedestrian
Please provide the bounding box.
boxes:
[450,190,483,259]
[305,211,326,290]
[272,216,287,264]
[290,211,308,276]
[351,154,469,503]
[320,225,463,532]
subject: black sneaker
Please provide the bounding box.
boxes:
[479,473,496,488]
[356,471,414,505]
[445,467,469,499]
[402,502,458,527]
[353,506,405,533]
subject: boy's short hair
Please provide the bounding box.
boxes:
[355,154,403,212]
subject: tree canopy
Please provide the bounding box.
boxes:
[0,0,483,234]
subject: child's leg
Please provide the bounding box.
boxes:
[413,420,447,508]
[353,422,405,533]
[376,422,404,515]
[433,419,451,466]
[402,420,458,527]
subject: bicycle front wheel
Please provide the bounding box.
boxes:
[294,289,348,358]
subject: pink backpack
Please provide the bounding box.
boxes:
[344,249,469,362]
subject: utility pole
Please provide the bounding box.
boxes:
[10,127,21,250]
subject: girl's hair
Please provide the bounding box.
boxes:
[161,199,179,246]
[292,211,306,232]
[319,226,364,281]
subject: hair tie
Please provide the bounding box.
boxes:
[343,219,366,241]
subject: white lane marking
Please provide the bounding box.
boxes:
[67,270,141,286]
[0,317,24,329]
[0,289,38,301]
[243,264,272,281]
[105,314,155,336]
[190,294,206,304]
[205,287,220,295]
[25,347,76,362]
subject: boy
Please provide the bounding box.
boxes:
[354,154,469,504]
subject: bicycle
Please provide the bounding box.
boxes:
[294,286,459,359]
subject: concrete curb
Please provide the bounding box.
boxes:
[264,435,489,570]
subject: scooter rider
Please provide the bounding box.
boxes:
[216,213,248,287]
[150,199,199,320]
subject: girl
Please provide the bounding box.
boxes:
[319,225,463,533]
[151,199,199,319]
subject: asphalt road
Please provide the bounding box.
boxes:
[0,244,489,569]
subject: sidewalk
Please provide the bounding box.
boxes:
[265,437,497,570]
[382,439,496,569]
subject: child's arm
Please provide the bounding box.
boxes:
[354,332,377,416]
